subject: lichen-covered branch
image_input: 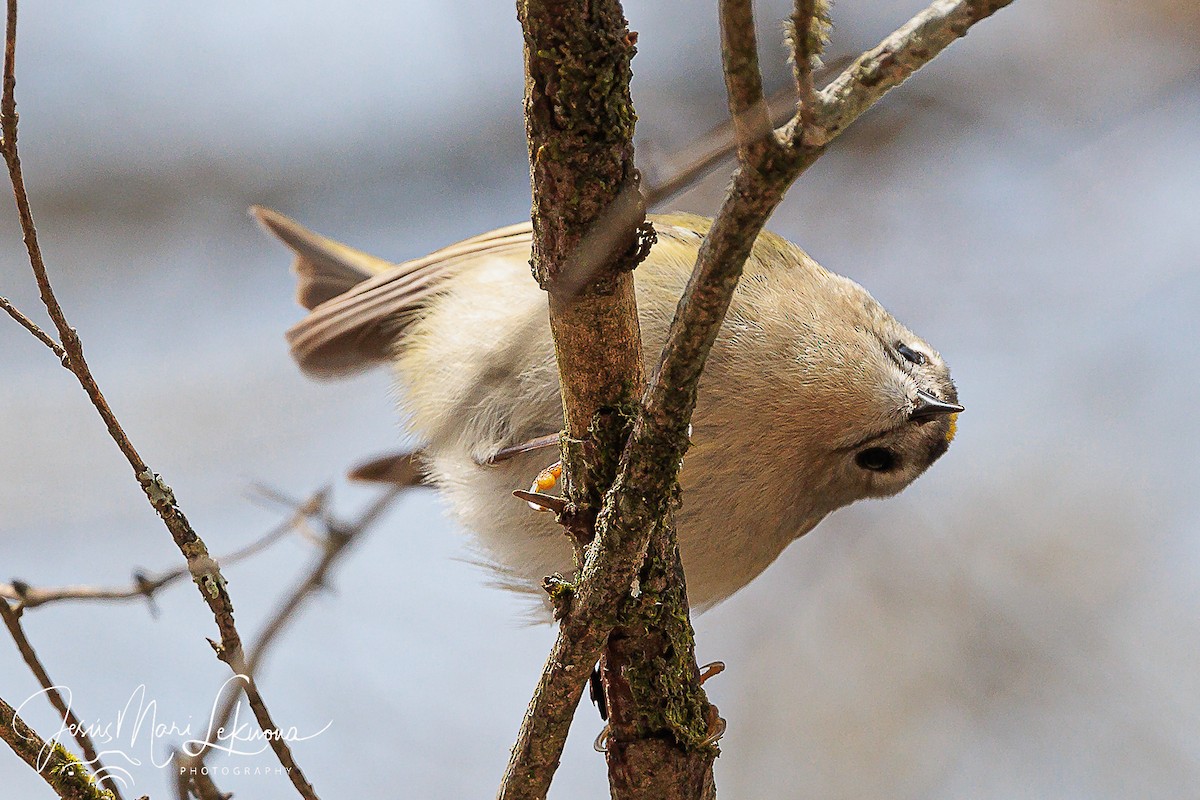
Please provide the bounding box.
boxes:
[501,0,651,796]
[518,0,645,445]
[500,1,725,798]
[798,0,1016,147]
[502,0,1014,797]
[0,693,115,800]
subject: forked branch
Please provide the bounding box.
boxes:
[499,0,1014,797]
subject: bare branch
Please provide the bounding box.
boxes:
[0,601,126,800]
[0,491,322,611]
[799,0,1016,147]
[501,2,720,797]
[503,0,1014,795]
[0,2,322,795]
[517,0,645,440]
[718,0,776,161]
[176,488,400,799]
[501,2,664,797]
[0,294,64,358]
[0,693,115,800]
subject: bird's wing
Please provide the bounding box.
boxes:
[253,206,532,378]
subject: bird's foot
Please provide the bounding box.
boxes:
[525,461,562,511]
[698,662,726,746]
[699,661,725,684]
[700,705,727,747]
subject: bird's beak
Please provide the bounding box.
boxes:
[911,389,964,422]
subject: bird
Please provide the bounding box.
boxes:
[254,207,961,611]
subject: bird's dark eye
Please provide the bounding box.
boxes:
[897,343,926,365]
[856,447,898,472]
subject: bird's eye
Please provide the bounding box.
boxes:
[897,343,926,365]
[856,447,898,472]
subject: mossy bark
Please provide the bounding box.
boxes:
[0,694,117,800]
[503,1,717,798]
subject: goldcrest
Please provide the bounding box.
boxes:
[254,207,961,610]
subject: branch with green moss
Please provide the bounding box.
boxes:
[500,0,721,797]
[501,0,1014,798]
[0,694,116,800]
[0,601,126,800]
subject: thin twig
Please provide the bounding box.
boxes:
[0,491,323,611]
[0,2,320,796]
[790,0,825,128]
[0,601,126,800]
[176,488,400,799]
[0,294,64,357]
[3,0,149,493]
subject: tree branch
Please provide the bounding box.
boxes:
[0,2,320,796]
[501,0,1014,796]
[719,0,775,161]
[0,693,115,800]
[789,0,829,128]
[0,601,126,800]
[0,294,64,358]
[518,0,645,444]
[501,2,720,798]
[0,490,322,611]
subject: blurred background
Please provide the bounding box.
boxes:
[1,0,1197,797]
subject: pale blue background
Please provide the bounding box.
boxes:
[2,1,1198,797]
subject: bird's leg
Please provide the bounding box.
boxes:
[481,432,560,465]
[591,659,613,752]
